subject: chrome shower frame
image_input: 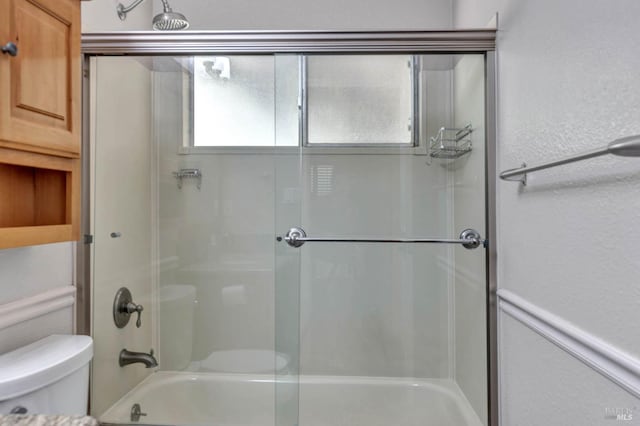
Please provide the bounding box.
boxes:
[78,29,498,426]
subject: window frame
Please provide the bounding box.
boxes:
[301,54,420,149]
[179,54,423,155]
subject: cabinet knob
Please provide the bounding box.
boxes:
[1,42,18,57]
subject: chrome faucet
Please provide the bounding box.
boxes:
[119,348,158,368]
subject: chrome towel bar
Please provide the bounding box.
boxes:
[500,135,640,185]
[278,227,485,250]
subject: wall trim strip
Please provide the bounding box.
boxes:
[0,286,76,330]
[498,289,640,399]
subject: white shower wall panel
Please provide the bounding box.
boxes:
[157,152,452,378]
[91,57,154,416]
[298,154,452,378]
[452,54,488,424]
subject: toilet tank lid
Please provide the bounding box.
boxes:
[0,335,93,401]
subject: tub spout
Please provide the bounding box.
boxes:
[119,348,158,368]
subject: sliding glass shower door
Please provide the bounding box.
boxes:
[86,47,492,426]
[274,53,489,426]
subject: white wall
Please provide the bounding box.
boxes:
[0,243,75,354]
[152,0,452,31]
[84,0,452,32]
[454,0,640,424]
[82,0,152,32]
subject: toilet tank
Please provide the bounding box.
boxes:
[0,335,93,416]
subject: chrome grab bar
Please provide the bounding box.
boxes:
[500,135,640,185]
[278,227,485,250]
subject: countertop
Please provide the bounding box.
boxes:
[0,416,98,426]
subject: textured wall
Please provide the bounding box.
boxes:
[454,0,640,424]
[500,315,640,425]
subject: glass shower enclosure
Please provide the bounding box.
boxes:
[82,30,497,426]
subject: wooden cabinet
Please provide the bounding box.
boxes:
[0,0,81,156]
[0,0,81,249]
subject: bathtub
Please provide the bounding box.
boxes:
[100,372,483,426]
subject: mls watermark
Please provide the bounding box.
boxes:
[604,407,635,421]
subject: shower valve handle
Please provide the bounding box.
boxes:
[1,42,18,57]
[113,287,145,328]
[123,302,144,328]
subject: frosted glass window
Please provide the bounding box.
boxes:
[192,55,296,147]
[306,55,414,145]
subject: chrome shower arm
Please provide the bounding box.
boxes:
[160,0,172,11]
[117,0,147,20]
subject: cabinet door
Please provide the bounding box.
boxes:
[0,0,80,157]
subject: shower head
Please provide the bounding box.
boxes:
[153,0,190,31]
[117,0,189,31]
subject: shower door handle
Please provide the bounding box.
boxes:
[278,227,485,250]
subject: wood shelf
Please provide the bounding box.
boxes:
[0,148,79,249]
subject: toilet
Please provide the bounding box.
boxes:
[0,335,93,416]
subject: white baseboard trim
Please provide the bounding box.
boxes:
[0,286,76,330]
[498,289,640,399]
